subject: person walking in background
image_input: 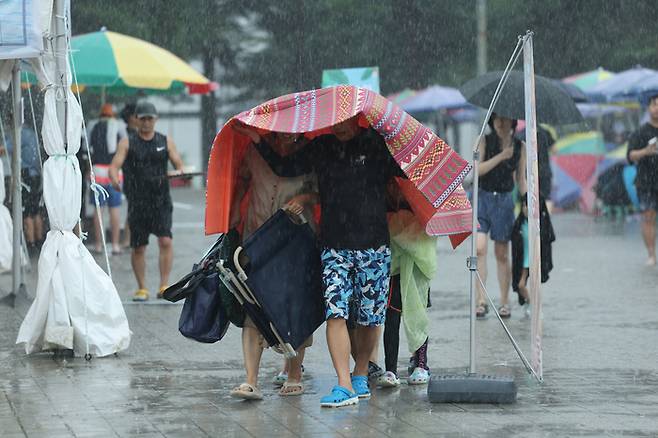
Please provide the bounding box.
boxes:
[87,104,127,255]
[627,94,658,266]
[4,125,44,255]
[109,102,185,301]
[475,114,526,319]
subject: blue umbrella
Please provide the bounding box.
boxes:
[576,103,630,118]
[400,85,469,113]
[637,75,658,104]
[587,66,658,103]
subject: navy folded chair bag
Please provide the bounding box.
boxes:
[178,272,229,343]
[237,209,325,352]
[163,233,237,343]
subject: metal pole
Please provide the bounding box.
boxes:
[476,0,487,76]
[522,34,543,380]
[468,148,480,375]
[11,64,23,296]
[54,0,68,145]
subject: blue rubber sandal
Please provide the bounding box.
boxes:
[351,375,371,399]
[320,385,359,408]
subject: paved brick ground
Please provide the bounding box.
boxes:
[1,188,657,437]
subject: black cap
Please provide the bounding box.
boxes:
[136,102,158,118]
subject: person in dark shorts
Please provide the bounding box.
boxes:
[627,94,658,266]
[4,126,44,253]
[475,114,526,319]
[109,102,185,301]
[233,117,404,408]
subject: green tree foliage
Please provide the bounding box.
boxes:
[73,0,658,99]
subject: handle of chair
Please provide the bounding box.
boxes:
[234,247,248,281]
[269,322,297,359]
[217,260,247,305]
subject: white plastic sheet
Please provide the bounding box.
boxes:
[0,0,43,60]
[16,26,131,356]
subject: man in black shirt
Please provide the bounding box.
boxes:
[627,94,658,266]
[233,117,404,407]
[109,102,185,300]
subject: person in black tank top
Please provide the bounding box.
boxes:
[475,113,526,320]
[109,102,185,302]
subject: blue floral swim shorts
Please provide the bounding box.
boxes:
[321,245,391,327]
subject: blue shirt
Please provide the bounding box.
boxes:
[4,127,41,176]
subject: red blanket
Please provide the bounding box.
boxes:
[205,85,473,247]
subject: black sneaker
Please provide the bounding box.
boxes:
[368,361,384,380]
[408,356,417,376]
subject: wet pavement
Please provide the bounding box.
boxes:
[1,187,657,437]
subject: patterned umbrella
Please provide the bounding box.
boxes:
[553,131,607,155]
[205,85,473,247]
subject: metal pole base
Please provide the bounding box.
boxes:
[428,373,517,404]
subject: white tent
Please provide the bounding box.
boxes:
[13,0,131,357]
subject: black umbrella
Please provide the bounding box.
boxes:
[461,70,583,125]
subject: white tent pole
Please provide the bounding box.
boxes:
[54,0,68,148]
[11,64,23,296]
[522,33,543,381]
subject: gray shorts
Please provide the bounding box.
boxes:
[477,190,515,242]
